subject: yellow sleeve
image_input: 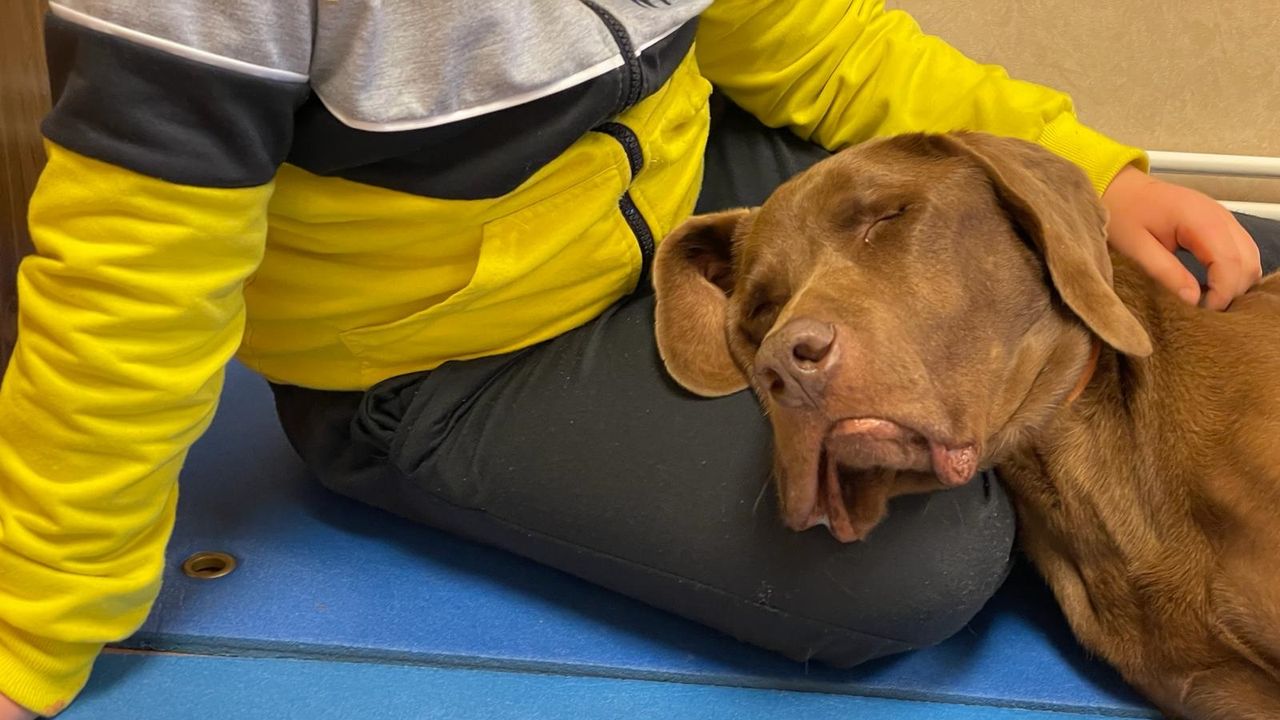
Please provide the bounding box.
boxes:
[0,143,268,715]
[695,0,1148,194]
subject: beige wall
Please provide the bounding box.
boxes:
[888,0,1280,203]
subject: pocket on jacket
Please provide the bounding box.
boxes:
[338,164,638,387]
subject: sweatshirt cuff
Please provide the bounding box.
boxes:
[0,623,98,717]
[1036,113,1149,196]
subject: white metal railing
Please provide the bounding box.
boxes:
[1220,201,1280,221]
[1147,150,1280,220]
[1148,150,1280,179]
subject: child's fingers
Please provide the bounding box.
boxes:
[1111,224,1201,305]
[1213,213,1264,310]
[1101,171,1264,311]
[1173,207,1249,311]
[1227,213,1263,284]
[0,693,36,720]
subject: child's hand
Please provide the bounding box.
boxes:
[0,693,36,720]
[1102,165,1262,310]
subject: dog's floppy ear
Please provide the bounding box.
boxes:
[652,208,753,396]
[940,133,1153,358]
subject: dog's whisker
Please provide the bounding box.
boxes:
[751,475,772,516]
[822,568,859,601]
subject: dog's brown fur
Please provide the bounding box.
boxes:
[652,132,1280,719]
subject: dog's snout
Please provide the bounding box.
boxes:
[789,326,835,367]
[755,319,838,407]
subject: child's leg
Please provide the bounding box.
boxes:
[272,292,1016,666]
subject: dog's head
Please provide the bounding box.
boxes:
[654,132,1152,542]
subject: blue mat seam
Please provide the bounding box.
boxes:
[112,636,1159,719]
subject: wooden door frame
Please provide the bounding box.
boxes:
[0,0,50,375]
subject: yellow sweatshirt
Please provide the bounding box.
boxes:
[0,0,1145,713]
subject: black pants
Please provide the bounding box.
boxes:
[272,99,1280,667]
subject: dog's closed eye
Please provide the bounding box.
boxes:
[740,290,784,345]
[862,205,910,242]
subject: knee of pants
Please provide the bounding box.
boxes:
[759,474,1017,667]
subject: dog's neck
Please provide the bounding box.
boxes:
[1014,259,1204,505]
[1063,336,1103,407]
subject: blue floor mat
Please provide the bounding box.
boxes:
[112,362,1155,717]
[66,652,1128,720]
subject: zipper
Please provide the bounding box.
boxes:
[578,0,644,114]
[594,122,643,177]
[581,2,656,291]
[618,194,656,290]
[592,121,654,291]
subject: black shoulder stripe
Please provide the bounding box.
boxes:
[42,12,309,188]
[286,18,699,201]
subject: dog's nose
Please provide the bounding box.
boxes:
[755,319,838,408]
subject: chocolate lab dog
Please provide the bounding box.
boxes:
[652,132,1280,719]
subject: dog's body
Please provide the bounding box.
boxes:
[652,132,1280,719]
[1002,260,1280,718]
